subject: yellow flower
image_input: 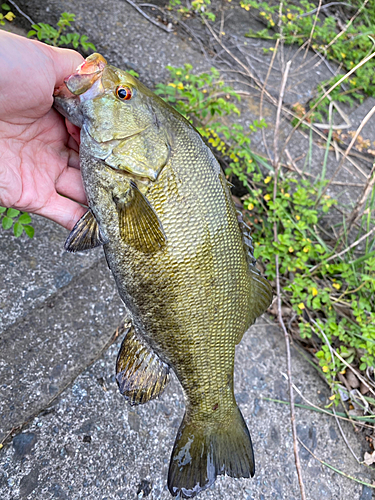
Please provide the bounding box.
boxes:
[221,31,226,35]
[284,193,290,198]
[298,303,305,310]
[287,12,294,19]
[322,365,329,373]
[168,83,176,88]
[264,176,272,184]
[203,89,207,93]
[289,246,294,253]
[185,75,190,80]
[177,83,184,90]
[339,369,346,375]
[247,203,254,210]
[303,246,310,253]
[329,394,336,400]
[296,215,300,220]
[332,283,341,290]
[340,52,346,58]
[264,194,271,201]
[311,287,318,297]
[260,11,266,16]
[5,12,15,21]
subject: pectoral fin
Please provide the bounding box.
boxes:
[65,210,106,252]
[115,181,166,253]
[116,325,170,405]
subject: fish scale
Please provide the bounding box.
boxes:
[54,52,273,498]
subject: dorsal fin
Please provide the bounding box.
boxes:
[236,211,273,343]
[237,211,256,266]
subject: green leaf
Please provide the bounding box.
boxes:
[2,216,13,229]
[0,206,6,213]
[1,3,11,11]
[23,225,35,238]
[7,207,20,218]
[13,222,23,237]
[18,213,32,224]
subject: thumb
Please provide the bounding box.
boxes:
[42,44,85,88]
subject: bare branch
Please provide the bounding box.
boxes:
[6,0,35,25]
[122,0,174,33]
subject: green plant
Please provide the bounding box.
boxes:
[157,64,375,404]
[244,0,375,111]
[0,3,15,25]
[243,173,375,387]
[167,0,216,21]
[155,64,267,186]
[27,12,96,51]
[0,207,34,238]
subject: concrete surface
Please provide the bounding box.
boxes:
[1,319,373,500]
[1,1,375,499]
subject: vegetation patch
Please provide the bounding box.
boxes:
[156,61,375,413]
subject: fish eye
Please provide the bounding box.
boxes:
[116,86,132,101]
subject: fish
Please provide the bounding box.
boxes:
[53,53,273,498]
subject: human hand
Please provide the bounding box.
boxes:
[0,31,87,230]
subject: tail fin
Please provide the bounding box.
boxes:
[168,405,254,498]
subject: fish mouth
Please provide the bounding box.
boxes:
[53,54,108,124]
[54,53,108,98]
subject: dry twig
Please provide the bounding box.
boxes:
[280,373,375,429]
[122,0,174,32]
[297,439,374,488]
[319,104,375,203]
[304,0,321,58]
[281,50,375,157]
[273,60,306,500]
[6,0,35,24]
[260,38,280,161]
[309,225,375,273]
[345,161,375,233]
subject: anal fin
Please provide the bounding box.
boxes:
[65,210,106,252]
[115,181,166,254]
[116,325,170,405]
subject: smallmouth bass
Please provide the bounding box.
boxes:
[54,53,273,498]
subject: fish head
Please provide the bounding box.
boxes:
[54,53,171,181]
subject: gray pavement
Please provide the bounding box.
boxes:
[1,1,375,499]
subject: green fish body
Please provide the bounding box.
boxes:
[54,54,273,498]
